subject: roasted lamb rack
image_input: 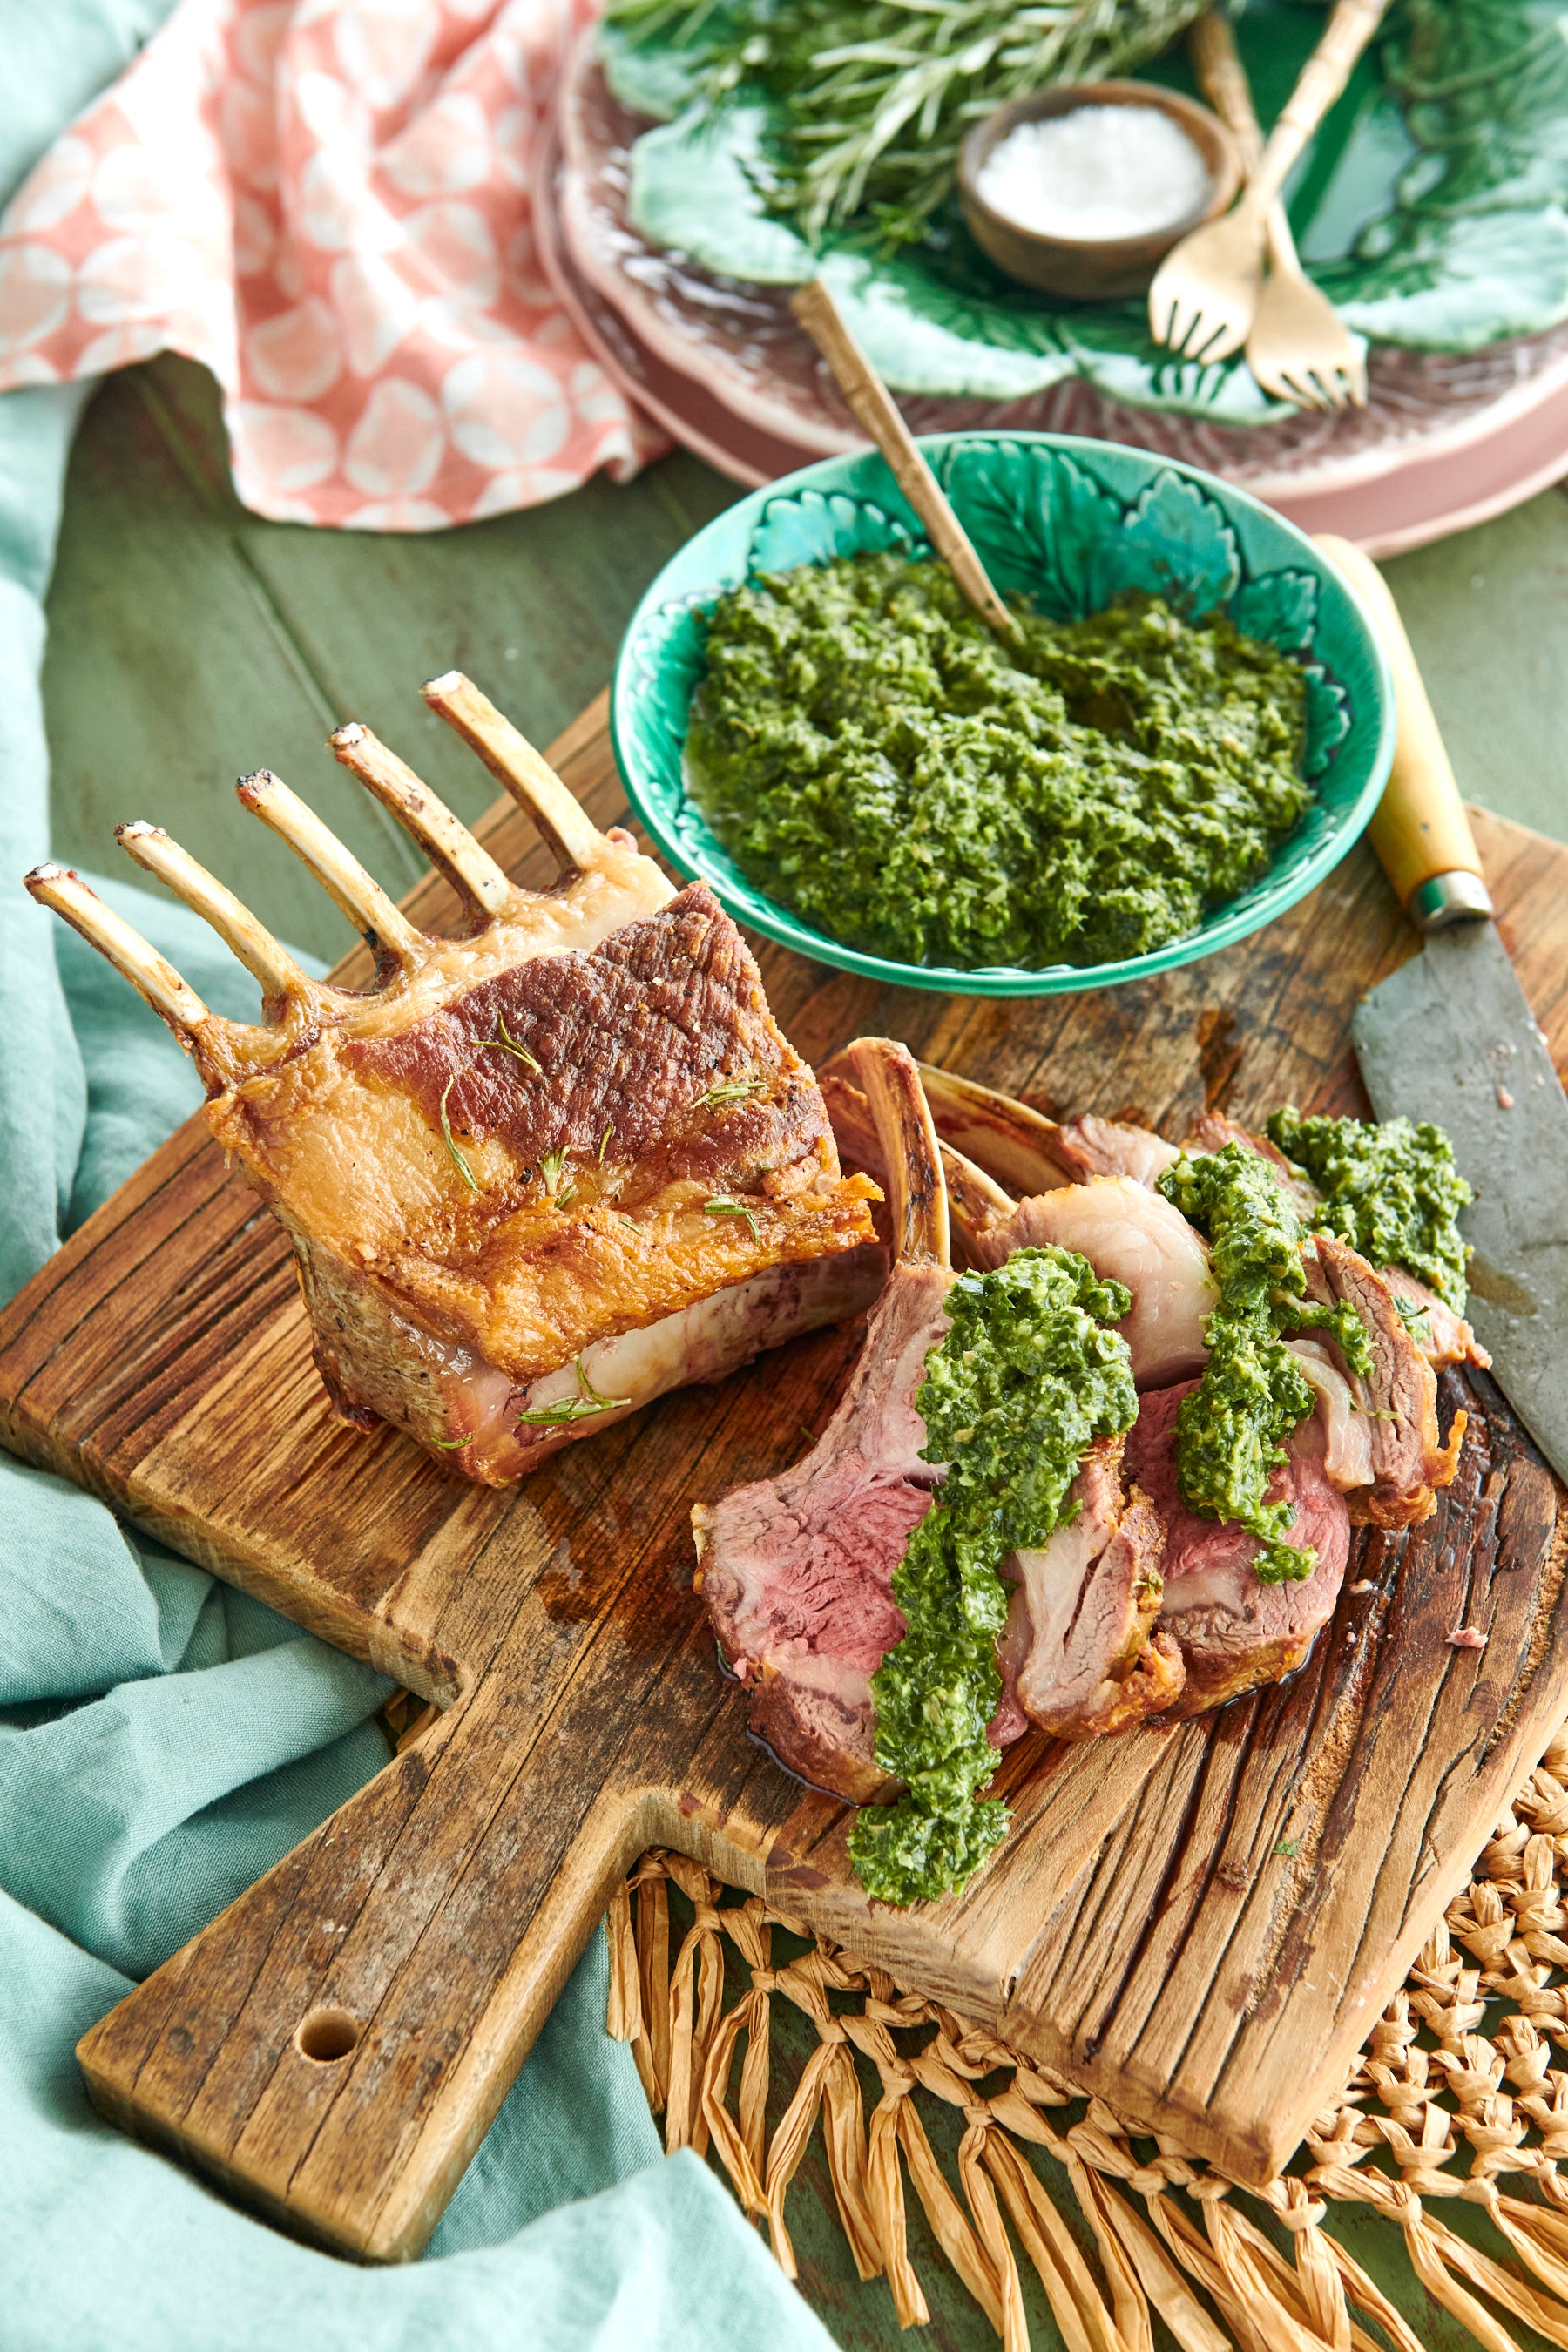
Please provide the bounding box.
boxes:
[25,676,882,1483]
[905,1064,1473,1713]
[694,1039,1179,1808]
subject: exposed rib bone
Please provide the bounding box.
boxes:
[236,771,423,969]
[26,862,213,1036]
[821,1057,1009,1267]
[328,724,518,924]
[835,1037,950,1270]
[422,672,604,874]
[115,822,313,1008]
[917,1060,1077,1195]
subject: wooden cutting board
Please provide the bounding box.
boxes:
[3,694,1565,2265]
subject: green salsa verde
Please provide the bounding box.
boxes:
[850,1246,1136,1907]
[1267,1107,1472,1312]
[686,554,1311,972]
[1157,1146,1372,1585]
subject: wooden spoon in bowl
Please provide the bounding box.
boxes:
[789,278,1020,639]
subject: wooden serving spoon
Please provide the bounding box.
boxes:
[789,278,1020,639]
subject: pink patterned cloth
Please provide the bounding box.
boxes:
[0,0,664,528]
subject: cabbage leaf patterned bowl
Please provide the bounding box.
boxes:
[611,433,1395,997]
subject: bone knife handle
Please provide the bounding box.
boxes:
[1315,534,1493,929]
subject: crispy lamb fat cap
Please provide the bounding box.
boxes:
[24,676,881,1483]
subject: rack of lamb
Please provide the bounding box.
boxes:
[25,677,882,1484]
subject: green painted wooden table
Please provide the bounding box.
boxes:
[39,354,1568,2350]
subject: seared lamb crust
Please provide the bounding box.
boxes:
[343,882,819,1196]
[208,882,882,1451]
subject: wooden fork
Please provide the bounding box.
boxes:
[1187,11,1368,409]
[1149,0,1386,365]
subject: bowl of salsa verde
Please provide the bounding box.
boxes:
[610,433,1395,995]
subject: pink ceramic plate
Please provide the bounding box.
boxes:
[546,38,1568,555]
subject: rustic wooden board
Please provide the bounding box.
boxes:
[4,698,1565,2266]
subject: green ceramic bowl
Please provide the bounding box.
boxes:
[610,433,1395,996]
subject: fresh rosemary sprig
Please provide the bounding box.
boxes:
[431,1432,472,1449]
[607,0,1204,240]
[481,1011,543,1077]
[704,1194,761,1240]
[539,1146,570,1200]
[598,1125,613,1162]
[440,1068,481,1193]
[696,1071,767,1109]
[516,1356,633,1426]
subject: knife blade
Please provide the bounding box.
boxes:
[1318,536,1568,1484]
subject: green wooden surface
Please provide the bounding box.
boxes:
[36,353,1568,2349]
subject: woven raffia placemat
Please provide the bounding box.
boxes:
[602,1719,1568,2352]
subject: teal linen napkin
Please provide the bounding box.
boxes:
[0,8,831,2344]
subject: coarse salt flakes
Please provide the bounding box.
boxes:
[977,105,1210,244]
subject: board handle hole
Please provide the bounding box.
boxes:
[297,2007,361,2064]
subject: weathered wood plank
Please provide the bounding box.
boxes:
[5,679,1564,2258]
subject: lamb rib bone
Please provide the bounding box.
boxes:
[24,678,882,1484]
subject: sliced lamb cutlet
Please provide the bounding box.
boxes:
[26,676,882,1484]
[916,1077,1471,1514]
[997,1436,1182,1738]
[1304,1237,1465,1528]
[1182,1112,1323,1216]
[814,1052,1184,1748]
[1184,1111,1488,1371]
[693,1040,959,1801]
[1126,1381,1350,1714]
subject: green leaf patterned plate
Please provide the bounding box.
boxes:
[603,0,1568,416]
[610,432,1395,996]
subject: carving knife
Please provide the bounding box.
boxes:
[1318,535,1568,1484]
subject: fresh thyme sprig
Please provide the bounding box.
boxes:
[696,1071,767,1110]
[516,1356,633,1427]
[704,1194,761,1240]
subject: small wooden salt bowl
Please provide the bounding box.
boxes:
[958,81,1241,303]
